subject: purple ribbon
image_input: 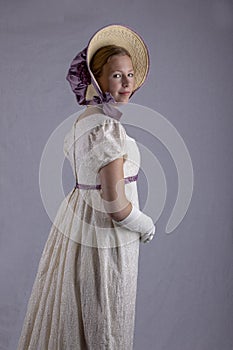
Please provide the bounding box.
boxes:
[75,173,139,190]
[66,47,122,121]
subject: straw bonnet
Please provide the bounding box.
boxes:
[66,24,150,118]
[86,24,150,99]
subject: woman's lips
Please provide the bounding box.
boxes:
[119,91,131,95]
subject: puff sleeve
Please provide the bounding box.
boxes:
[86,118,128,173]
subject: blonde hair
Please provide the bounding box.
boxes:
[90,45,132,78]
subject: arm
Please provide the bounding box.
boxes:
[99,157,156,243]
[99,157,132,221]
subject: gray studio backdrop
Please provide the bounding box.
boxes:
[1,0,233,349]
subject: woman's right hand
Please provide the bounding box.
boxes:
[140,224,156,243]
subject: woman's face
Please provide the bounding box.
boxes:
[97,54,135,103]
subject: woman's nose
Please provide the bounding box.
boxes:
[122,75,129,87]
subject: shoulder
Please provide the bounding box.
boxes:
[88,117,127,140]
[75,113,126,139]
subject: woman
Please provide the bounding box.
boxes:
[17,24,156,350]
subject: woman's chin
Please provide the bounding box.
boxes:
[115,101,129,107]
[115,96,130,104]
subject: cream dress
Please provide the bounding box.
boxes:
[17,109,141,350]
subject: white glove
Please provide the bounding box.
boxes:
[112,204,156,243]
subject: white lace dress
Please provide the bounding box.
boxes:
[17,112,141,350]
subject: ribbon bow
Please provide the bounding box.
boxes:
[66,47,122,121]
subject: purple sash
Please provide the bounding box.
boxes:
[75,173,138,190]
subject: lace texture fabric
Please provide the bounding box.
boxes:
[17,113,141,350]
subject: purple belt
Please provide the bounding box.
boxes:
[75,173,138,190]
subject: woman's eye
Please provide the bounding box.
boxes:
[112,72,134,78]
[113,73,121,78]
